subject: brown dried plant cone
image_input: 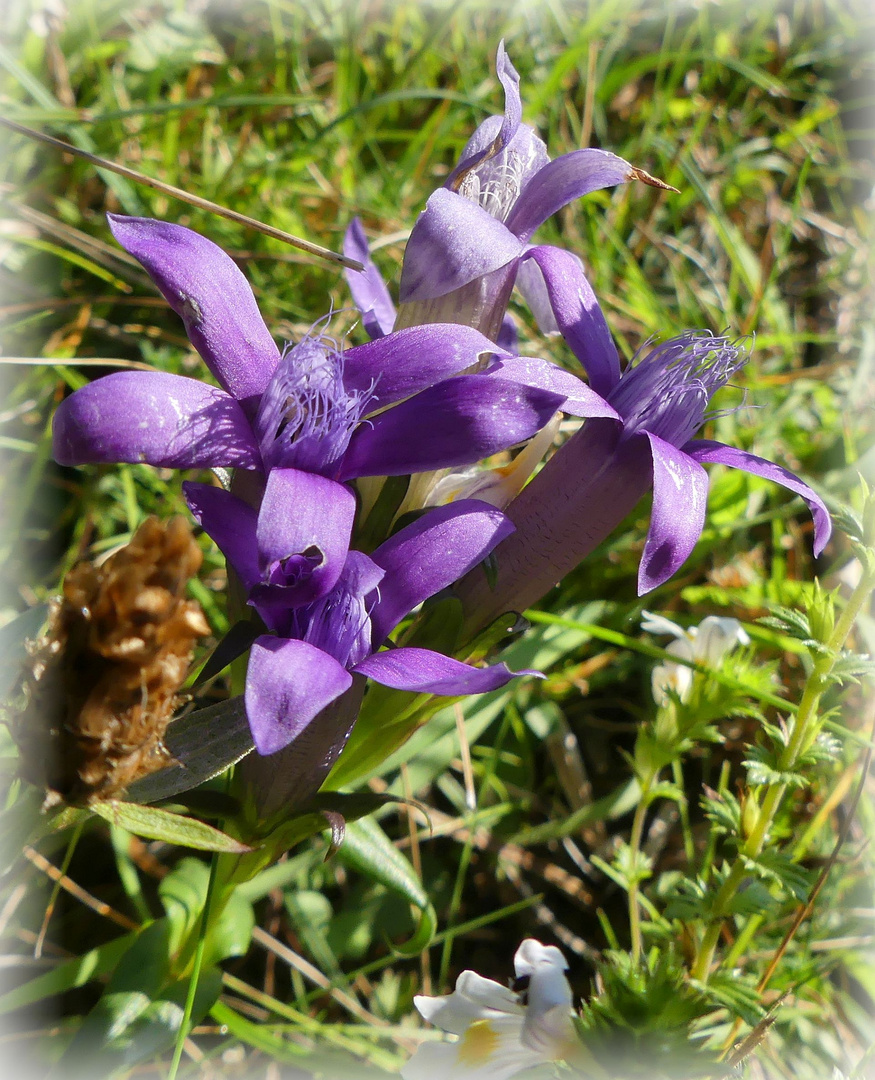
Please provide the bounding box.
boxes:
[13,516,211,806]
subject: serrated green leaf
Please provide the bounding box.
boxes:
[743,759,807,789]
[695,973,766,1027]
[757,607,811,640]
[90,800,252,853]
[741,850,813,901]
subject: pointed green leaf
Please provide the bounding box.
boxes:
[0,930,137,1016]
[90,800,252,853]
[159,857,254,965]
[125,695,254,805]
[335,816,436,955]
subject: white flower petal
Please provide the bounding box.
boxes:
[513,940,575,1058]
[415,971,522,1035]
[640,610,687,639]
[693,616,749,665]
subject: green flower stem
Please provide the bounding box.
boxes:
[166,846,222,1080]
[628,767,656,965]
[692,559,875,983]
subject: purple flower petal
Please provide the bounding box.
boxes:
[515,257,559,335]
[521,246,621,396]
[245,636,353,755]
[342,324,507,410]
[445,41,525,187]
[487,357,621,419]
[398,189,526,303]
[183,481,260,590]
[496,312,518,352]
[343,218,397,339]
[339,375,565,480]
[353,646,540,695]
[253,468,357,607]
[107,215,280,409]
[505,149,635,242]
[52,371,261,469]
[369,499,515,644]
[446,45,549,208]
[684,439,832,555]
[237,677,366,812]
[639,433,709,594]
[454,418,654,635]
[297,550,383,667]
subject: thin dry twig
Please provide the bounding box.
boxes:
[0,118,364,271]
[23,844,139,932]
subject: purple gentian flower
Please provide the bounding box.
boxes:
[457,246,831,633]
[52,216,569,487]
[183,481,537,756]
[352,43,670,343]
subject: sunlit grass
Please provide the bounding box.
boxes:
[1,1,872,1077]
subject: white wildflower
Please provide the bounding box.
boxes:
[401,938,577,1080]
[642,611,750,705]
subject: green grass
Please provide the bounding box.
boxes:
[1,1,873,1077]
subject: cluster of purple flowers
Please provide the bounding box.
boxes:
[53,45,829,796]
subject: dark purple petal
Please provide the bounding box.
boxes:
[369,499,515,645]
[237,676,365,813]
[253,468,357,606]
[640,433,709,594]
[353,647,540,695]
[496,312,518,352]
[296,550,383,667]
[52,371,261,469]
[107,215,280,409]
[522,246,621,396]
[339,375,565,480]
[487,357,620,419]
[183,481,260,589]
[505,149,634,242]
[342,324,507,410]
[245,636,353,755]
[454,418,654,636]
[343,218,397,339]
[684,439,832,555]
[398,189,526,302]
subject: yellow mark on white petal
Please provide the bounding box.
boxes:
[458,1020,500,1065]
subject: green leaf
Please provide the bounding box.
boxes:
[210,1000,311,1064]
[0,787,85,874]
[159,857,254,965]
[695,972,766,1027]
[90,800,252,853]
[53,919,223,1078]
[757,606,812,641]
[125,696,254,805]
[0,602,48,701]
[0,931,137,1016]
[355,474,410,552]
[335,816,436,955]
